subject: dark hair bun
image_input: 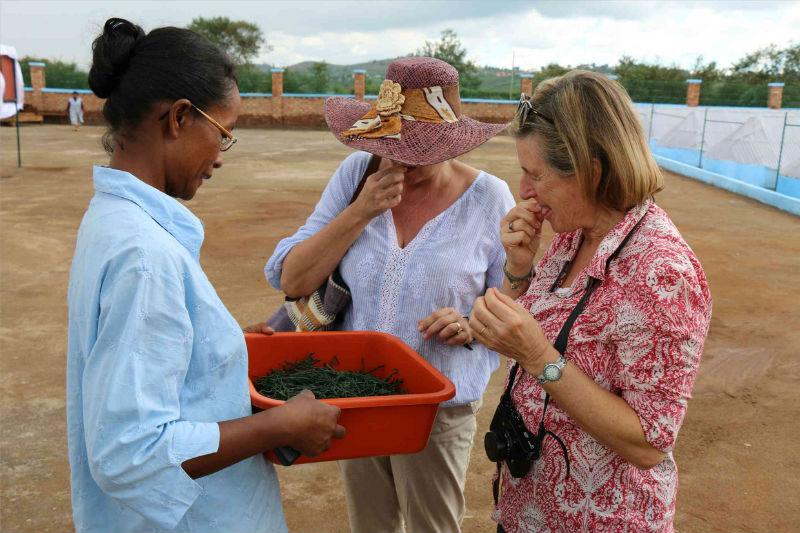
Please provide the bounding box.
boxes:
[88,18,145,98]
[88,18,236,153]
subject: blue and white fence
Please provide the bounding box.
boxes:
[635,104,800,205]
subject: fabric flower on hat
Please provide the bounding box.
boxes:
[376,80,405,117]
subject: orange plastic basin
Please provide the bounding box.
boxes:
[246,331,456,465]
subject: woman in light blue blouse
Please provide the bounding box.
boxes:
[66,18,344,533]
[263,57,514,533]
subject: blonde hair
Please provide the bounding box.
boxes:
[513,70,663,211]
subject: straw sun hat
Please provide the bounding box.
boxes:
[324,57,510,166]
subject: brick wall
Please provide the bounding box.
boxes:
[462,101,515,123]
[279,96,329,127]
[27,63,787,126]
[238,96,279,127]
[29,62,519,127]
[35,91,517,127]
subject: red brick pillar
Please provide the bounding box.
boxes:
[520,73,533,97]
[686,79,702,107]
[271,68,284,98]
[271,68,284,125]
[29,61,46,112]
[353,69,366,101]
[768,82,784,109]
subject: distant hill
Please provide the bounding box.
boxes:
[253,57,615,97]
[256,57,403,75]
[283,57,406,77]
[254,56,408,91]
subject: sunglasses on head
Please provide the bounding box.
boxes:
[516,93,554,126]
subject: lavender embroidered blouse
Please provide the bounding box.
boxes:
[266,151,516,406]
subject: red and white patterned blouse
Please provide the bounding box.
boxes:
[493,199,712,533]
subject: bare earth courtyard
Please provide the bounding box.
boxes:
[1,125,799,532]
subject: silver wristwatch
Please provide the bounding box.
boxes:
[535,355,567,384]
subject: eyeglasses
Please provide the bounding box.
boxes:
[516,93,554,126]
[158,103,238,152]
[192,104,237,151]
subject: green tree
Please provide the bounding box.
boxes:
[614,56,688,81]
[532,63,570,86]
[20,57,89,89]
[690,55,722,81]
[308,61,330,93]
[236,64,271,93]
[785,43,800,78]
[731,42,799,83]
[283,68,310,93]
[417,29,481,89]
[575,63,614,74]
[188,17,270,65]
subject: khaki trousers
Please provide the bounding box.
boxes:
[338,400,481,533]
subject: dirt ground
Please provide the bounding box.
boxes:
[1,124,799,533]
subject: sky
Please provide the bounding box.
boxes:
[1,0,798,72]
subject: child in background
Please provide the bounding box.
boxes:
[67,91,83,131]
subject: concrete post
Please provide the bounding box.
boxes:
[768,82,784,109]
[686,79,702,107]
[353,69,366,101]
[519,73,533,98]
[271,68,284,124]
[29,61,45,112]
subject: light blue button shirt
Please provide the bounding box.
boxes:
[266,152,516,406]
[67,166,287,533]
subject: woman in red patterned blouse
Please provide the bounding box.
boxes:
[469,71,712,533]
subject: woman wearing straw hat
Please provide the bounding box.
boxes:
[263,57,515,533]
[469,71,711,532]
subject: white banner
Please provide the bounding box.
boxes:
[1,44,26,119]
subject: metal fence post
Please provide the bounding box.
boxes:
[648,103,655,142]
[15,108,22,168]
[698,108,708,168]
[773,111,788,191]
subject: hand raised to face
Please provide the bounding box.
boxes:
[351,163,407,221]
[501,198,544,273]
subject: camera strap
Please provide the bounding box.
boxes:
[493,213,646,506]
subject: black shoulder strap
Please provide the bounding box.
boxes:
[505,215,648,396]
[553,215,647,355]
[493,213,647,504]
[349,154,381,205]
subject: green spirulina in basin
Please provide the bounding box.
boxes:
[254,353,406,400]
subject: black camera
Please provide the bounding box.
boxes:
[484,377,570,480]
[484,395,543,478]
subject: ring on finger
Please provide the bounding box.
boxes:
[452,321,463,334]
[480,326,488,335]
[508,220,514,232]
